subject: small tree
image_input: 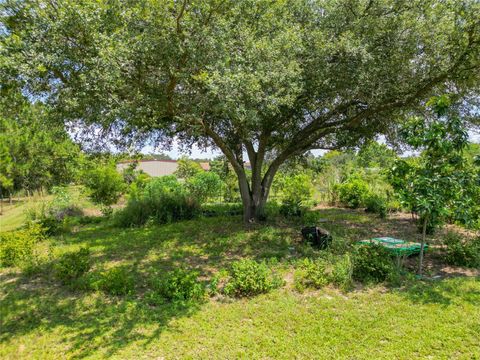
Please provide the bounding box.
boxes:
[174,158,202,180]
[187,172,224,204]
[83,163,125,215]
[389,96,470,274]
[276,173,314,216]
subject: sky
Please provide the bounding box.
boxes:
[141,143,330,160]
[143,130,480,160]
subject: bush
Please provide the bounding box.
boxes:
[223,259,283,297]
[302,211,322,226]
[26,187,83,235]
[91,266,135,296]
[83,163,125,214]
[294,255,353,292]
[279,200,306,217]
[330,254,353,290]
[336,177,370,208]
[294,258,328,291]
[115,176,199,227]
[201,203,243,217]
[187,172,224,204]
[0,224,45,267]
[364,193,388,218]
[147,268,205,304]
[352,244,396,283]
[443,233,480,268]
[54,248,91,284]
[174,157,202,180]
[278,174,313,217]
[126,172,151,200]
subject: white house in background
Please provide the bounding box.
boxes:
[116,159,210,177]
[117,159,179,177]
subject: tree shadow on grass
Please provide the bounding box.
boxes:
[0,216,300,358]
[0,272,203,359]
[393,277,480,307]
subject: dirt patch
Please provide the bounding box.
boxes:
[313,207,479,279]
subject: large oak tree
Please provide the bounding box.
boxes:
[2,0,479,221]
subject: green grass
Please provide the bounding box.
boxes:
[0,196,47,232]
[1,209,479,359]
[0,186,98,233]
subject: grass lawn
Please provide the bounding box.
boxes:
[0,198,40,233]
[1,209,479,359]
[0,187,99,233]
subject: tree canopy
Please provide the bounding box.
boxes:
[388,96,479,272]
[2,0,479,221]
[0,99,82,195]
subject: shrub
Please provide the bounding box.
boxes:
[302,211,322,226]
[147,268,205,304]
[54,248,91,284]
[83,163,125,214]
[330,254,353,290]
[201,203,243,217]
[279,174,313,217]
[443,232,480,268]
[294,255,353,292]
[364,193,388,218]
[187,172,224,204]
[352,244,396,283]
[223,259,283,297]
[115,176,199,227]
[91,266,135,296]
[174,157,202,180]
[336,177,370,208]
[279,200,306,217]
[294,258,329,292]
[0,224,45,267]
[26,187,83,235]
[126,172,151,200]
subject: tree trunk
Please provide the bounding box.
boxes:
[418,214,428,275]
[238,176,270,223]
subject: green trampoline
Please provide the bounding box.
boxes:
[358,237,428,256]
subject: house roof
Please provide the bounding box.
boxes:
[199,162,210,171]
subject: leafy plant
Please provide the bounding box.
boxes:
[364,193,388,218]
[115,176,199,227]
[54,248,91,285]
[294,258,329,292]
[352,244,396,284]
[174,157,202,180]
[223,259,283,297]
[83,163,125,215]
[443,233,480,268]
[388,96,473,274]
[294,255,353,292]
[187,171,224,204]
[147,268,205,304]
[92,266,135,296]
[26,186,83,235]
[330,254,353,291]
[0,224,45,267]
[335,177,370,209]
